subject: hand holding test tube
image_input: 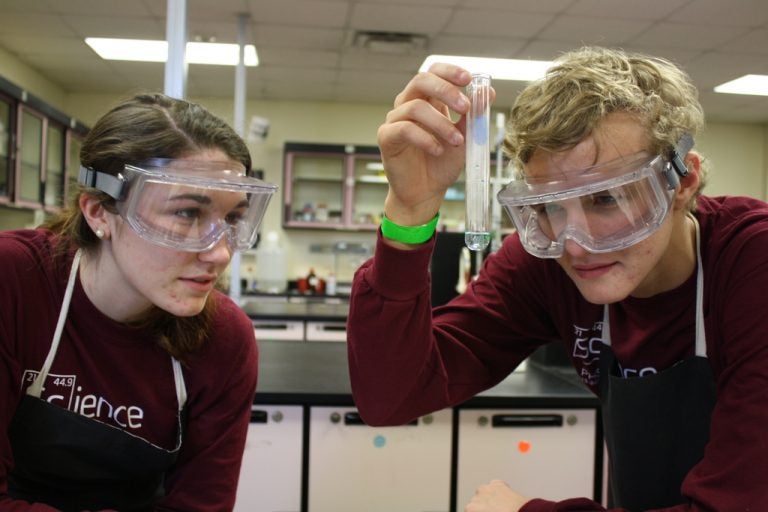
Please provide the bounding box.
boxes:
[465,73,492,251]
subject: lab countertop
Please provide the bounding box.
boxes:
[255,340,597,408]
[242,299,349,322]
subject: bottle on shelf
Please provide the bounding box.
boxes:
[307,267,318,294]
[326,272,337,296]
[255,231,288,294]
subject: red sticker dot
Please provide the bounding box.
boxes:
[518,440,531,453]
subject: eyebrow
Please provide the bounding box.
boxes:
[169,193,250,209]
[169,193,212,204]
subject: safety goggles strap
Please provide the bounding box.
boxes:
[670,133,694,178]
[79,166,126,200]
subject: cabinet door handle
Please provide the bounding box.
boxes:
[342,411,419,426]
[254,323,292,330]
[321,325,346,332]
[343,412,366,425]
[491,414,563,428]
[250,409,269,423]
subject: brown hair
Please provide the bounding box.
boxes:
[43,92,251,361]
[504,47,708,206]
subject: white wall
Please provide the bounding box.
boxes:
[697,123,767,199]
[0,45,67,112]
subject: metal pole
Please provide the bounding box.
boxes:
[164,0,187,98]
[234,13,248,138]
[228,13,250,303]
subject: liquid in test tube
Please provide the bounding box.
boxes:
[464,73,491,251]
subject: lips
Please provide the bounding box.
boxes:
[179,274,217,292]
[571,262,616,279]
[189,275,216,282]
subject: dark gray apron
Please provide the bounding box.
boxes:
[599,215,716,511]
[8,250,188,512]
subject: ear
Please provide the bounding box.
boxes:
[672,152,701,211]
[79,193,111,237]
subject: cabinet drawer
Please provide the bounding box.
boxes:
[305,321,347,342]
[235,405,303,512]
[456,408,597,507]
[253,320,305,341]
[308,406,451,512]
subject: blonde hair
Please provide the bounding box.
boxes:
[504,47,707,196]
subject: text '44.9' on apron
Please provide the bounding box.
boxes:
[8,249,188,512]
[599,215,716,511]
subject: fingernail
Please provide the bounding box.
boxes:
[451,132,464,146]
[455,95,470,112]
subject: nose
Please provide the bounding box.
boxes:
[546,199,589,239]
[562,238,590,258]
[197,235,233,264]
[564,200,590,229]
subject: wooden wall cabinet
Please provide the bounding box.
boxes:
[282,142,385,231]
[0,94,12,203]
[0,77,88,212]
[283,141,513,234]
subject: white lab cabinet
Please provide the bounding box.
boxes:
[234,405,304,512]
[305,320,347,342]
[253,319,305,341]
[307,406,452,512]
[456,408,596,508]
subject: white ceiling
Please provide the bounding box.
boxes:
[2,0,768,123]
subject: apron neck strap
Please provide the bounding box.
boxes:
[172,358,187,410]
[27,249,189,409]
[602,213,706,357]
[691,214,706,357]
[27,249,82,397]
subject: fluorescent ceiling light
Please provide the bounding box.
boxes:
[420,55,552,81]
[714,74,768,96]
[85,37,258,66]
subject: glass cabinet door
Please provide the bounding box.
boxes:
[283,143,387,231]
[17,106,44,206]
[284,152,345,228]
[44,121,65,209]
[0,96,11,201]
[66,133,83,204]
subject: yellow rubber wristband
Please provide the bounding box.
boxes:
[380,213,439,244]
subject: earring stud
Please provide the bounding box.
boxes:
[95,229,105,239]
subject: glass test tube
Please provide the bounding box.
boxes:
[464,73,491,251]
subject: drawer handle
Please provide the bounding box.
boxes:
[319,325,346,332]
[253,323,291,330]
[344,412,367,425]
[491,414,563,428]
[341,411,418,426]
[250,409,269,423]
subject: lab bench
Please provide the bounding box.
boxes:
[236,339,603,512]
[242,298,349,342]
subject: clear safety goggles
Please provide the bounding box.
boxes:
[79,159,277,252]
[497,152,684,258]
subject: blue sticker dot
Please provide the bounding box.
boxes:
[373,435,386,448]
